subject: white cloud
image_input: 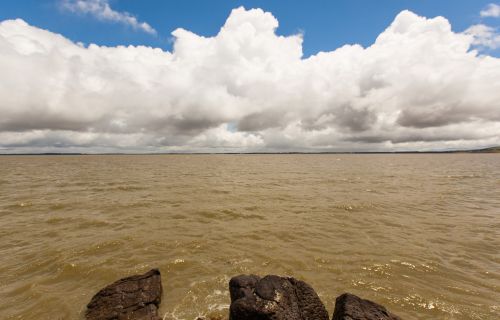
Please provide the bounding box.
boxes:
[0,8,500,153]
[480,3,500,18]
[61,0,156,35]
[465,24,500,49]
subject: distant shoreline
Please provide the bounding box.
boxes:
[0,146,499,155]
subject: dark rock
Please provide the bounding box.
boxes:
[332,293,401,320]
[229,274,329,320]
[229,274,260,301]
[86,268,162,320]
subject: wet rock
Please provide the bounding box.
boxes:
[229,274,329,320]
[86,268,162,320]
[332,293,401,320]
[195,315,225,320]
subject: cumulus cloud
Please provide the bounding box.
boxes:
[480,3,500,18]
[465,24,500,49]
[61,0,156,35]
[0,7,500,153]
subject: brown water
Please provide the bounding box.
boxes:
[0,154,499,320]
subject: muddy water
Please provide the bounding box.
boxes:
[0,154,499,319]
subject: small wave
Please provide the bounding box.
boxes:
[77,219,112,229]
[332,203,377,212]
[445,174,482,179]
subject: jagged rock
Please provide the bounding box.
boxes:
[229,274,329,320]
[332,293,401,320]
[86,269,162,320]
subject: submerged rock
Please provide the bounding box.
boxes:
[332,293,401,320]
[229,274,329,320]
[85,268,162,320]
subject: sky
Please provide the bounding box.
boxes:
[0,0,499,153]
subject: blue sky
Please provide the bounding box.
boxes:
[1,0,499,57]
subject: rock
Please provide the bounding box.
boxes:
[332,293,401,320]
[229,274,329,320]
[85,268,162,320]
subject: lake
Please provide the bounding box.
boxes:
[0,154,498,319]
